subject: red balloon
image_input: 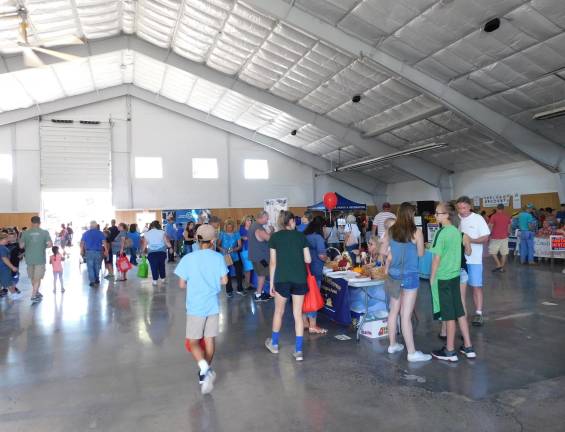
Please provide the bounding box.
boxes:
[323,192,338,211]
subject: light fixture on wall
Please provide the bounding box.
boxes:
[315,142,448,176]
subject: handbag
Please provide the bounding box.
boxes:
[137,255,149,278]
[117,254,133,272]
[303,264,324,313]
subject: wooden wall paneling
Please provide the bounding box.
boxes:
[0,213,39,229]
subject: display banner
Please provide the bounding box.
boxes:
[320,276,351,325]
[550,235,565,251]
[427,223,440,244]
[161,209,211,225]
[513,193,521,209]
[482,194,511,208]
[264,198,288,229]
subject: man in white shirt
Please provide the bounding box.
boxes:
[456,196,491,327]
[371,202,396,239]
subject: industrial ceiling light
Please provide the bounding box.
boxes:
[483,18,501,33]
[352,94,362,103]
[533,106,565,121]
[317,142,448,176]
[291,129,298,136]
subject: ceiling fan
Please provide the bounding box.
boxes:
[0,6,83,67]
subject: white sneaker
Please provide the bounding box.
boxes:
[265,338,279,354]
[387,343,404,354]
[407,351,432,362]
[152,280,157,286]
[201,369,216,395]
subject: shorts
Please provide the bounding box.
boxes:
[0,269,13,288]
[489,238,509,256]
[460,268,468,285]
[185,314,219,339]
[438,276,465,321]
[105,252,113,265]
[466,264,483,287]
[385,271,419,299]
[275,281,308,298]
[252,260,269,277]
[27,264,46,280]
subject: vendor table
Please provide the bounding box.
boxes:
[320,270,387,341]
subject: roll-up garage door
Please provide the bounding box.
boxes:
[40,121,111,189]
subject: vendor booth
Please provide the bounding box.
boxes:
[308,193,367,212]
[320,268,388,341]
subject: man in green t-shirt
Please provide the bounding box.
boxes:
[20,216,52,303]
[430,203,475,363]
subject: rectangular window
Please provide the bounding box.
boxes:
[0,154,12,181]
[135,157,162,179]
[192,158,218,179]
[244,159,268,179]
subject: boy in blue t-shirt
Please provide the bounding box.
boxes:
[174,224,228,395]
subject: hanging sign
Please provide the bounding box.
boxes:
[482,194,511,208]
[513,193,521,209]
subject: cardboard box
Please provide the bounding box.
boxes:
[360,318,388,339]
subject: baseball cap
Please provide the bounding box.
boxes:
[196,224,217,241]
[527,203,534,209]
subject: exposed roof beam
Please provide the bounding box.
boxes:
[0,85,129,126]
[0,34,448,186]
[244,0,565,172]
[364,106,445,138]
[0,81,382,196]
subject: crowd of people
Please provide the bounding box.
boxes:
[2,197,563,394]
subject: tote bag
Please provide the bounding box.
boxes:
[137,256,149,278]
[303,264,324,313]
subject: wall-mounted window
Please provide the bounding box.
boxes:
[244,159,268,179]
[0,154,13,182]
[135,157,162,179]
[192,158,218,179]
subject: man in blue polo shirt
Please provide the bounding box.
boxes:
[80,220,106,287]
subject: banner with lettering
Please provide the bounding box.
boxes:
[482,194,511,208]
[320,276,351,325]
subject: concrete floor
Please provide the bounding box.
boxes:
[1,255,565,432]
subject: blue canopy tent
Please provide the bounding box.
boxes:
[308,193,367,211]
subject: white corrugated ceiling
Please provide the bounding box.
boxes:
[0,0,563,183]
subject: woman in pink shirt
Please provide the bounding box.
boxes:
[50,246,65,293]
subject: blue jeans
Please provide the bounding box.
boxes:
[85,250,102,283]
[520,231,535,263]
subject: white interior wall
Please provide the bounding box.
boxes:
[2,97,561,213]
[386,180,442,203]
[0,97,373,212]
[387,160,562,204]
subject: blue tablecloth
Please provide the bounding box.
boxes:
[419,249,433,280]
[320,276,387,325]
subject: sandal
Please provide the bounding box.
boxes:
[309,327,328,334]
